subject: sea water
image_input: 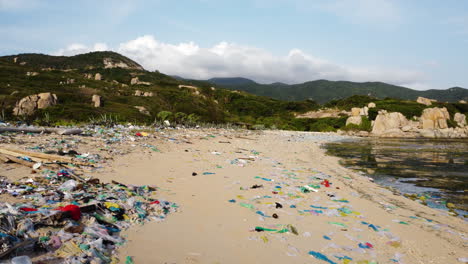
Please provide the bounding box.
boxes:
[324,138,468,217]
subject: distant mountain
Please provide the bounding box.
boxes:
[208,77,257,86]
[206,77,468,104]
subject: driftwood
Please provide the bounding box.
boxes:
[0,154,35,167]
[0,147,90,166]
[0,127,82,135]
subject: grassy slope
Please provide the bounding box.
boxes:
[0,52,319,127]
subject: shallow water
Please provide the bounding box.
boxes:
[324,138,468,216]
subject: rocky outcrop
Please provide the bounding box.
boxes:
[296,108,347,119]
[351,107,361,116]
[13,93,58,116]
[103,58,144,70]
[130,77,151,86]
[134,106,150,116]
[417,96,436,106]
[179,85,202,96]
[26,72,39,76]
[346,116,362,126]
[454,113,466,127]
[371,110,408,135]
[92,95,102,107]
[459,100,467,104]
[134,90,154,97]
[94,73,102,81]
[420,107,450,129]
[368,102,376,108]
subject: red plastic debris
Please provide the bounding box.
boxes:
[135,132,143,137]
[321,180,331,187]
[56,204,81,220]
[20,207,38,212]
[150,200,160,205]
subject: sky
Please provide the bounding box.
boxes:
[1,0,467,90]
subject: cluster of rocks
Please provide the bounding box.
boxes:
[345,102,376,126]
[13,93,58,116]
[296,108,348,119]
[84,73,102,81]
[26,71,39,77]
[371,107,467,138]
[134,90,154,97]
[130,77,151,86]
[59,78,75,85]
[178,85,201,96]
[103,58,143,70]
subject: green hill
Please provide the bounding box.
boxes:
[206,78,468,104]
[0,52,319,128]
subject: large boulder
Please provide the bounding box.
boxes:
[371,110,408,135]
[420,107,450,129]
[13,93,57,115]
[454,113,466,127]
[131,77,139,85]
[417,97,435,106]
[368,102,376,108]
[346,116,362,126]
[360,106,369,116]
[92,95,102,107]
[94,73,102,81]
[37,93,58,109]
[351,107,361,116]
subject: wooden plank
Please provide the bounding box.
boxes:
[0,147,90,166]
[0,127,82,135]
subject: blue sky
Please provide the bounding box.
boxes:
[1,0,467,90]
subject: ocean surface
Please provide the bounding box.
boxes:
[323,138,468,217]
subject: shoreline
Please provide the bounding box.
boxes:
[1,129,467,263]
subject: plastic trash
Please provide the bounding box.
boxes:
[11,256,32,264]
[308,251,337,264]
[240,203,255,210]
[254,176,273,182]
[59,179,78,191]
[254,226,288,233]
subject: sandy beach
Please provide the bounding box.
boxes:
[1,128,467,264]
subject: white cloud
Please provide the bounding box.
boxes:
[52,35,425,88]
[54,43,108,56]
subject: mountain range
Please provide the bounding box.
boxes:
[203,77,468,104]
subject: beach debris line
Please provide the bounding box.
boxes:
[0,165,177,262]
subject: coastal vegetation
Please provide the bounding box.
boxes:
[0,52,467,133]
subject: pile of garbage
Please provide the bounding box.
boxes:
[0,153,177,263]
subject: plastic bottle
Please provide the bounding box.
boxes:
[11,256,32,264]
